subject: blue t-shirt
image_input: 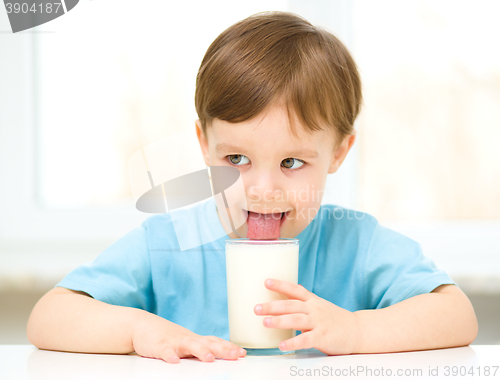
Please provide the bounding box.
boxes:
[55,197,455,339]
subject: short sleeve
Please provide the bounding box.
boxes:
[363,223,456,309]
[54,222,154,312]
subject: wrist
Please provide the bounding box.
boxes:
[129,308,156,348]
[351,310,364,354]
[130,308,193,347]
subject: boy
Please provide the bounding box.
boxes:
[27,11,477,363]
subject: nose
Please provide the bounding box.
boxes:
[246,168,283,203]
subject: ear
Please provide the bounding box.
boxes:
[328,134,356,174]
[195,119,210,166]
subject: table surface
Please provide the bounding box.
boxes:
[2,345,500,380]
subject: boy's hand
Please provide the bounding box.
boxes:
[254,279,359,355]
[131,311,246,363]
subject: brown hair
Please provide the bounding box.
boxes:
[195,11,362,146]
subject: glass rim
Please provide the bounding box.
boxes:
[225,238,298,245]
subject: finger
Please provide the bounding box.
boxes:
[215,337,246,357]
[206,335,242,350]
[158,346,180,364]
[255,299,308,316]
[178,337,215,362]
[279,332,313,352]
[263,313,313,331]
[206,336,247,359]
[265,279,313,301]
[204,340,242,360]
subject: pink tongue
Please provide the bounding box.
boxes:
[247,211,282,240]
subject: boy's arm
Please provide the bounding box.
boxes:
[353,284,478,353]
[254,280,477,354]
[27,287,246,362]
[27,286,141,354]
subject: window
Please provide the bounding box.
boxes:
[354,0,500,221]
[351,0,500,286]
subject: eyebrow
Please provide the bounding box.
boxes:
[215,143,319,159]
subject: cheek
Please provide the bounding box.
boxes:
[301,172,327,214]
[288,183,323,221]
[291,179,324,204]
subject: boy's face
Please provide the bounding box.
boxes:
[196,103,355,239]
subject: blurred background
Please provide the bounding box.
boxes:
[1,0,499,344]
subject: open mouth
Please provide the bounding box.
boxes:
[244,210,289,226]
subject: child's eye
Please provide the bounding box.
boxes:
[227,154,250,165]
[281,158,304,170]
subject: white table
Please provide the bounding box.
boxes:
[2,345,499,379]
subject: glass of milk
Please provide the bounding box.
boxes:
[225,238,299,355]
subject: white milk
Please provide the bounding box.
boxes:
[225,239,299,348]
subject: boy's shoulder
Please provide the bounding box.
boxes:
[139,212,173,234]
[314,203,419,254]
[317,203,379,235]
[139,197,210,231]
[317,203,422,257]
[138,212,177,250]
[140,212,172,228]
[137,198,223,251]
